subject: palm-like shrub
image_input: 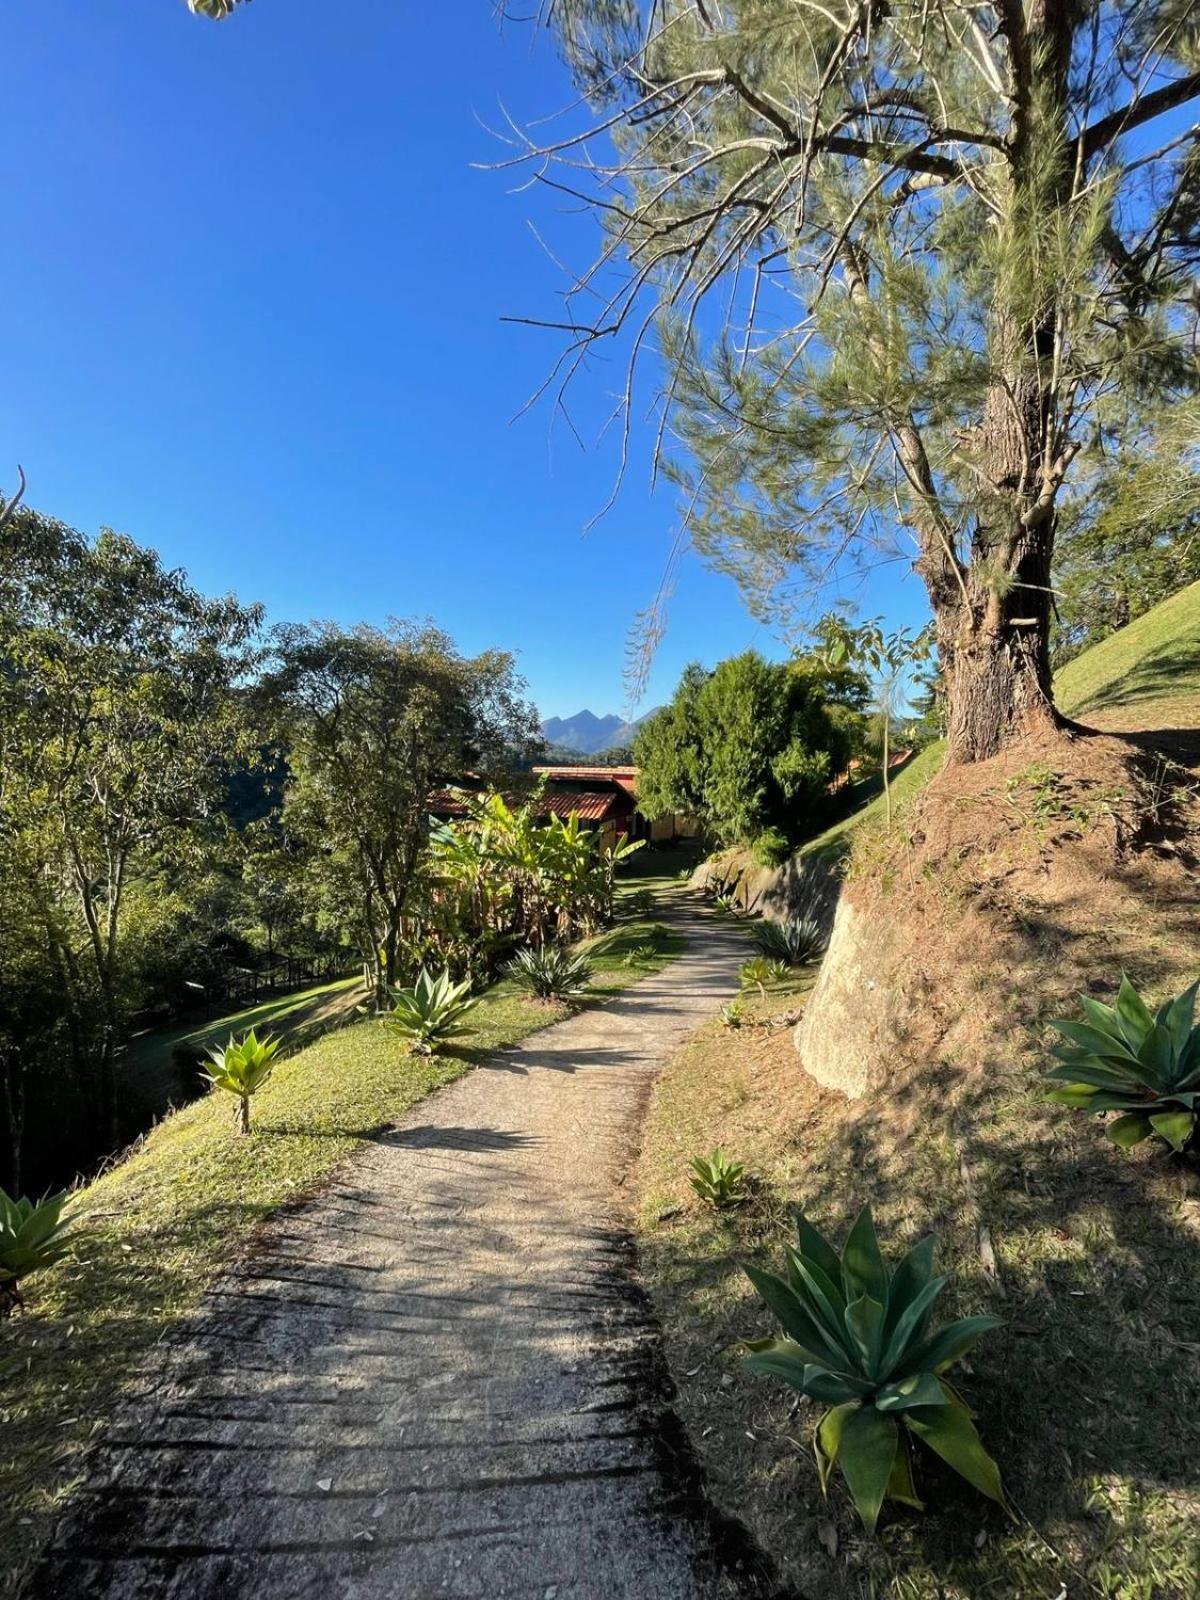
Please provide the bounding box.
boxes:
[0,1188,80,1316]
[388,967,479,1054]
[1045,976,1200,1152]
[203,1029,282,1134]
[689,1149,748,1210]
[505,943,593,1001]
[743,1207,1004,1532]
[753,917,827,966]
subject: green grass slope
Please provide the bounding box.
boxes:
[803,579,1200,862]
[1056,577,1200,724]
[0,898,679,1589]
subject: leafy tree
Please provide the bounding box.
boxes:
[637,651,848,846]
[265,621,539,1009]
[633,662,708,824]
[0,511,262,1144]
[819,618,934,826]
[518,1,1200,764]
[1053,398,1200,661]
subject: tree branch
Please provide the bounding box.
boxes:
[1082,70,1200,161]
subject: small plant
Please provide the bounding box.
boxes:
[203,1028,283,1134]
[0,1188,81,1317]
[719,998,747,1029]
[740,955,789,999]
[622,942,660,967]
[388,967,479,1054]
[689,1149,748,1210]
[753,917,827,965]
[713,893,737,916]
[743,1208,1004,1532]
[625,887,655,916]
[505,943,593,1001]
[1044,975,1200,1152]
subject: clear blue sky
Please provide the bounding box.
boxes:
[3,1,926,720]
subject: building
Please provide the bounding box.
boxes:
[531,766,701,848]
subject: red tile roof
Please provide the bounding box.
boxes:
[428,788,624,823]
[533,765,640,799]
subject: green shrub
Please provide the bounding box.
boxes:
[0,1188,81,1317]
[713,893,738,916]
[743,1207,1004,1532]
[739,955,789,998]
[625,887,656,917]
[689,1149,748,1210]
[505,943,593,1001]
[1045,975,1200,1151]
[203,1028,282,1134]
[388,967,479,1054]
[753,827,791,868]
[752,917,827,965]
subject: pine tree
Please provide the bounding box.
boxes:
[517,1,1200,762]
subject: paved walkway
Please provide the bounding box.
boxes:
[32,906,755,1600]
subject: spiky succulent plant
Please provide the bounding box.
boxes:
[743,1207,1004,1531]
[388,967,479,1054]
[0,1188,81,1316]
[203,1028,282,1135]
[505,943,593,1001]
[1045,976,1200,1152]
[689,1149,748,1210]
[752,916,827,965]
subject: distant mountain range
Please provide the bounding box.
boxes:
[539,708,659,757]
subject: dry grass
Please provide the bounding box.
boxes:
[636,725,1200,1599]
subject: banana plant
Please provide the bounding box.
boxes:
[0,1187,81,1316]
[388,967,479,1054]
[1045,976,1200,1152]
[203,1029,282,1134]
[743,1207,1004,1532]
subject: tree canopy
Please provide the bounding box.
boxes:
[635,650,851,847]
[513,0,1200,762]
[264,621,540,1009]
[0,511,262,1147]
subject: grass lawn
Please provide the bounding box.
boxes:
[0,891,679,1590]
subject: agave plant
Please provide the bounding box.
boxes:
[690,1149,748,1210]
[505,943,593,1001]
[753,917,827,966]
[388,967,479,1054]
[1045,976,1200,1152]
[203,1029,282,1134]
[622,942,660,968]
[743,1208,1004,1532]
[740,955,789,999]
[0,1187,81,1317]
[719,998,747,1030]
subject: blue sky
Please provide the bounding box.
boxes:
[3,2,926,719]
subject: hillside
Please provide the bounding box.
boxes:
[801,579,1200,863]
[635,582,1200,1598]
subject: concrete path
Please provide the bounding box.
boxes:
[31,905,758,1600]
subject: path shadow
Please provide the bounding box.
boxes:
[386,1125,539,1153]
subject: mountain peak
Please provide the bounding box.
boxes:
[539,708,658,756]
